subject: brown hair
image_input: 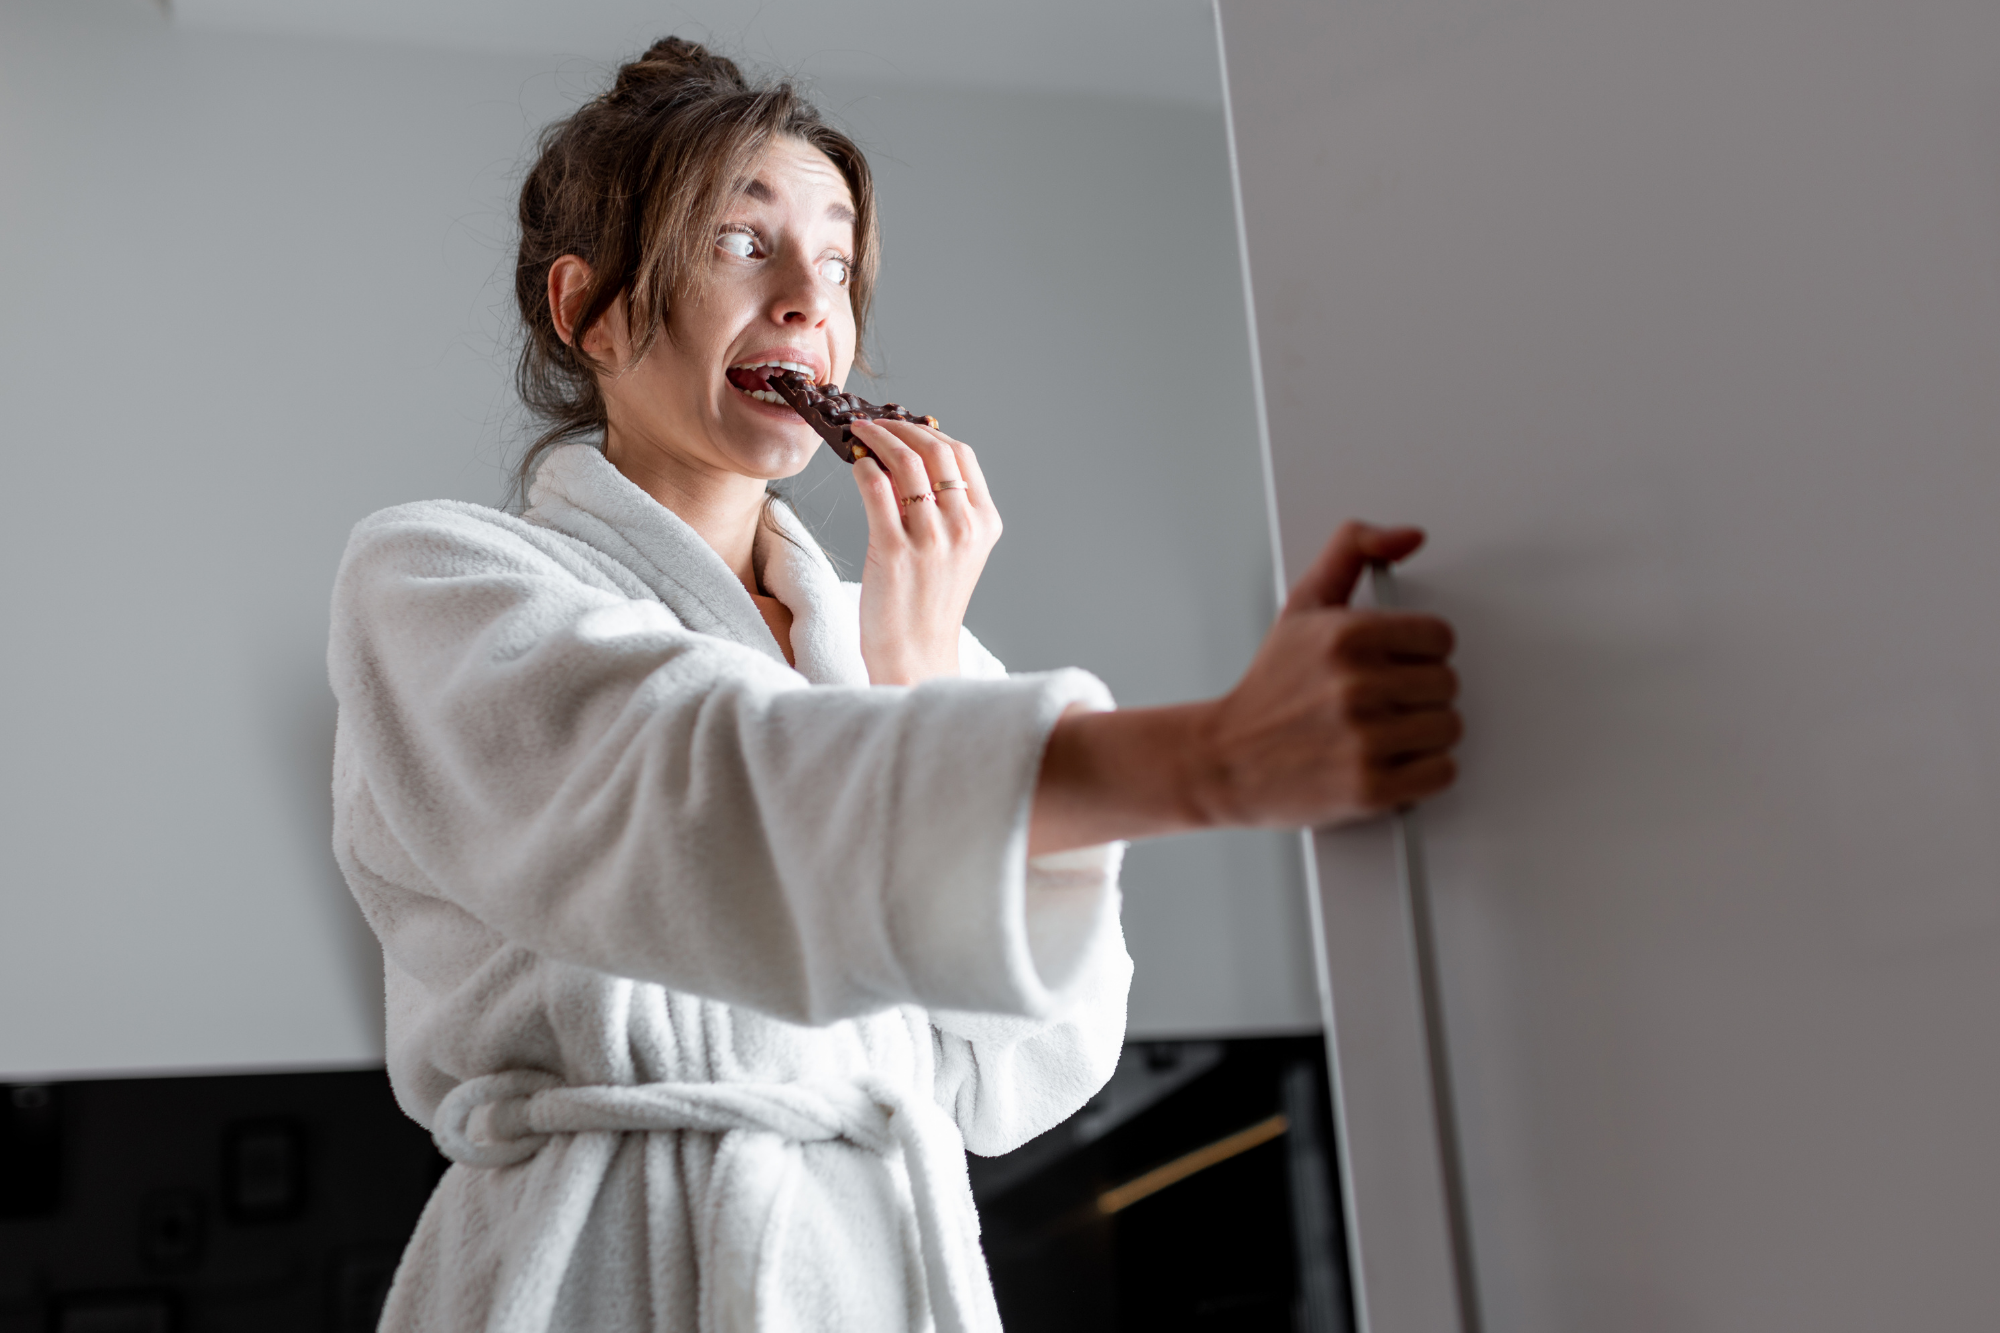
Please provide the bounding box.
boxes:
[510,37,878,509]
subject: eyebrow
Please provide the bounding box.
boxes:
[738,176,857,225]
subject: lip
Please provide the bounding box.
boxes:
[727,346,831,386]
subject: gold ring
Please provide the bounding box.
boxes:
[933,480,967,493]
[898,492,934,507]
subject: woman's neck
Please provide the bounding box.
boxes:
[604,427,768,592]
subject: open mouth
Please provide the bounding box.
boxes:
[725,358,819,405]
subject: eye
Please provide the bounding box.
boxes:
[818,255,851,286]
[717,227,759,260]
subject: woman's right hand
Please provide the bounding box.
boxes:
[1029,522,1462,854]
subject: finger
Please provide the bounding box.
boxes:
[1284,521,1427,613]
[1341,664,1460,716]
[1332,611,1455,664]
[869,418,966,501]
[940,434,992,511]
[851,420,942,532]
[850,448,907,544]
[1359,709,1464,764]
[1366,752,1459,811]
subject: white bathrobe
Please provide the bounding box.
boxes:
[327,442,1132,1333]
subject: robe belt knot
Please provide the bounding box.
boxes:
[433,1069,906,1166]
[431,1070,998,1333]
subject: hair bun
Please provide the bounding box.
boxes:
[615,37,747,99]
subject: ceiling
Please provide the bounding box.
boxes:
[172,0,1226,104]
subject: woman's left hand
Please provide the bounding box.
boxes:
[849,417,1001,686]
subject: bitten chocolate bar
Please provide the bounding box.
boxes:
[766,370,940,465]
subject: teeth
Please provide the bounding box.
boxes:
[729,357,818,405]
[730,358,818,381]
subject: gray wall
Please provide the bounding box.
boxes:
[793,80,1315,1040]
[0,0,1312,1079]
[1222,0,2000,1329]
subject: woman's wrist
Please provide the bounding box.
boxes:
[862,635,961,686]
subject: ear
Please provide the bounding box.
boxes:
[549,255,631,369]
[547,255,593,349]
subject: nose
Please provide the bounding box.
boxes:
[767,247,833,328]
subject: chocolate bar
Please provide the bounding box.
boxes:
[766,370,940,465]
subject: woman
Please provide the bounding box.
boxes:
[329,37,1460,1333]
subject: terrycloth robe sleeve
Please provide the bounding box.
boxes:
[328,500,1118,1027]
[922,628,1134,1154]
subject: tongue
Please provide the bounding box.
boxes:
[726,366,773,393]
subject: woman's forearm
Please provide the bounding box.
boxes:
[1027,703,1224,856]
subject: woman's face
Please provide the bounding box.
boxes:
[597,136,859,482]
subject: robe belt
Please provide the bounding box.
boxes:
[432,1070,998,1333]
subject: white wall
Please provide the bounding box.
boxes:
[0,1,559,1078]
[1221,0,2000,1329]
[0,0,1309,1080]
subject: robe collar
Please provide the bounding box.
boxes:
[523,443,868,687]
